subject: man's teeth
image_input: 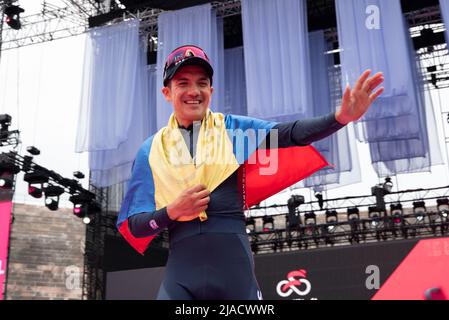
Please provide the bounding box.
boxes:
[185,101,201,104]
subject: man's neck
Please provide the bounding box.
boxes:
[175,116,205,129]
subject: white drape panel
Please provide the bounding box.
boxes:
[224,46,247,115]
[76,20,142,152]
[75,19,157,187]
[156,4,225,128]
[241,0,313,121]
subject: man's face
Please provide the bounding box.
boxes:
[162,65,213,127]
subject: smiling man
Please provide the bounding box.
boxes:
[116,45,384,300]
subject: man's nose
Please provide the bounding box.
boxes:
[186,85,201,97]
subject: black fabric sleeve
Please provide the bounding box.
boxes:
[128,207,173,238]
[264,112,346,149]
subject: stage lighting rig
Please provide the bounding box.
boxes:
[4,4,25,30]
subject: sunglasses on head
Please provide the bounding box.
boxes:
[164,45,210,71]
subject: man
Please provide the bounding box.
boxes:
[117,45,384,300]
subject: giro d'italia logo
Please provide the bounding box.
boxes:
[276,269,312,298]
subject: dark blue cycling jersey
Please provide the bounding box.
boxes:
[127,112,344,300]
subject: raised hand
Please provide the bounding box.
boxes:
[335,70,385,125]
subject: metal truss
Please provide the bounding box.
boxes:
[118,0,241,37]
[1,0,242,51]
[82,182,107,300]
[249,210,449,254]
[244,185,449,255]
[247,186,449,218]
[1,0,101,51]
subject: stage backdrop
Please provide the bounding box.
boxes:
[0,175,14,300]
[105,236,449,300]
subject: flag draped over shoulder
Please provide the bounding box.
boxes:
[117,111,329,254]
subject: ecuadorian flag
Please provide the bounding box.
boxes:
[117,111,329,254]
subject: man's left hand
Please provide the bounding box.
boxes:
[335,70,385,125]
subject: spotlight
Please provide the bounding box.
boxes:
[73,171,85,179]
[437,199,449,234]
[383,177,393,193]
[28,185,43,198]
[412,201,426,222]
[4,5,25,30]
[246,217,256,234]
[368,206,381,227]
[44,185,64,211]
[347,207,360,243]
[347,207,360,221]
[70,193,92,218]
[83,216,91,225]
[304,212,316,225]
[390,203,406,238]
[437,198,449,214]
[323,210,337,245]
[0,176,13,189]
[325,210,338,224]
[262,215,274,232]
[26,146,40,156]
[45,198,59,211]
[287,195,303,228]
[0,114,12,128]
[390,203,403,224]
[287,195,305,209]
[24,172,48,199]
[73,203,84,217]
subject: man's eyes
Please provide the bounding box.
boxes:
[177,82,208,87]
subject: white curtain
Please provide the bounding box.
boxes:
[76,20,157,187]
[241,0,313,121]
[156,4,225,128]
[440,0,449,46]
[224,46,247,115]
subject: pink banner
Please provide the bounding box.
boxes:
[0,200,13,300]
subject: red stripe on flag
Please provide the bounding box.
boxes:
[118,219,156,256]
[243,146,330,208]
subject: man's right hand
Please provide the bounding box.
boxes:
[166,184,210,221]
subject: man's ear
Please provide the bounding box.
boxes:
[162,86,172,103]
[210,86,214,95]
